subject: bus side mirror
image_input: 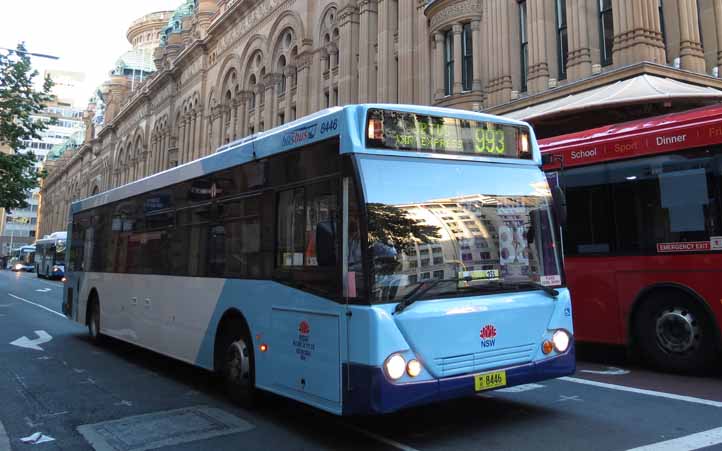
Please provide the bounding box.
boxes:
[553,185,567,227]
[316,220,336,266]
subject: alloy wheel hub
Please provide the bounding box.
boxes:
[655,308,699,354]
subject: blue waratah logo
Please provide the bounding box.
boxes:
[282,124,318,146]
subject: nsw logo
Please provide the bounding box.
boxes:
[480,324,497,348]
[298,320,310,335]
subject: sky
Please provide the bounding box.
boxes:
[0,0,181,108]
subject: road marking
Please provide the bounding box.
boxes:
[556,395,583,402]
[8,294,65,318]
[580,366,630,375]
[497,383,545,393]
[342,423,420,451]
[627,426,722,451]
[10,331,53,351]
[0,420,10,451]
[35,288,51,293]
[20,432,55,444]
[560,377,722,408]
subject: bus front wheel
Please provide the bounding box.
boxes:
[87,297,103,344]
[635,291,719,373]
[218,322,256,406]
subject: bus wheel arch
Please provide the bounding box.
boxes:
[214,309,257,406]
[629,283,720,373]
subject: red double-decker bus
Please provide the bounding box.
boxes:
[540,105,722,373]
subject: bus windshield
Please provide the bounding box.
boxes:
[357,155,562,304]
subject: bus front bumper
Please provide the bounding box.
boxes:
[342,342,575,415]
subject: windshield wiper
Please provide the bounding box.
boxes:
[483,280,559,298]
[394,277,468,314]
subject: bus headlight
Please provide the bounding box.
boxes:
[384,353,406,380]
[407,359,422,377]
[552,329,571,353]
[52,266,60,272]
[14,263,23,271]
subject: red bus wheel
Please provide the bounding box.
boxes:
[635,291,718,373]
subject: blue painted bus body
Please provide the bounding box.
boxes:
[63,104,574,415]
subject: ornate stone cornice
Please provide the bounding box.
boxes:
[427,0,482,32]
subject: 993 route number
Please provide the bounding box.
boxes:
[320,119,338,134]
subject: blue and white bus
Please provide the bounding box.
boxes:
[35,231,67,279]
[63,104,574,415]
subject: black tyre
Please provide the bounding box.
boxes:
[87,297,104,344]
[635,291,719,373]
[218,321,256,406]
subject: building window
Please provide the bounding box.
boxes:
[659,0,667,61]
[279,113,285,125]
[519,0,529,92]
[599,0,613,66]
[462,23,473,91]
[324,91,330,108]
[333,87,338,106]
[556,0,568,80]
[444,29,454,95]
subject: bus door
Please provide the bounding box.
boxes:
[269,176,349,409]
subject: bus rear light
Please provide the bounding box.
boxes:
[406,359,422,377]
[542,340,554,354]
[367,119,384,140]
[552,329,571,353]
[259,343,268,352]
[384,353,406,380]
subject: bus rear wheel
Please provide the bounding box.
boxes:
[635,291,719,373]
[219,323,256,406]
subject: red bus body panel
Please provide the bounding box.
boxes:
[540,105,722,346]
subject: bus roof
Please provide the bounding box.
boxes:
[36,231,67,245]
[70,104,534,214]
[539,104,722,169]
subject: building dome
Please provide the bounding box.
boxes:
[160,0,196,47]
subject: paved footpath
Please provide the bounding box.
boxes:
[1,270,721,451]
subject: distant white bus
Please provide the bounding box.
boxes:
[35,231,67,279]
[9,245,36,272]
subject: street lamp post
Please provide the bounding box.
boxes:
[0,47,60,60]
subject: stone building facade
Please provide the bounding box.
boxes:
[39,0,722,236]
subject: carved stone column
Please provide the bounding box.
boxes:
[338,2,359,105]
[296,57,311,117]
[527,0,549,93]
[677,0,706,72]
[358,0,378,102]
[452,23,463,94]
[471,19,482,92]
[416,0,431,104]
[377,0,398,102]
[566,0,592,81]
[398,0,415,103]
[715,0,722,68]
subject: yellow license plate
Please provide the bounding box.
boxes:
[474,370,507,391]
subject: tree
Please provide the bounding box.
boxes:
[0,43,54,211]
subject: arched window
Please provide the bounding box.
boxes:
[249,74,257,108]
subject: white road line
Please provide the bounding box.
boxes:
[626,426,722,451]
[342,423,420,451]
[0,419,10,451]
[8,294,65,319]
[497,383,545,393]
[559,377,722,408]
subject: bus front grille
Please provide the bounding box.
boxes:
[433,343,535,377]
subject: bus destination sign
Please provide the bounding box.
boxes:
[366,108,531,159]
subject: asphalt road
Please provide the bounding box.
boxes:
[1,269,721,451]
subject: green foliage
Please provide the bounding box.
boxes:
[0,43,54,211]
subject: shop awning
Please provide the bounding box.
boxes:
[504,74,722,122]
